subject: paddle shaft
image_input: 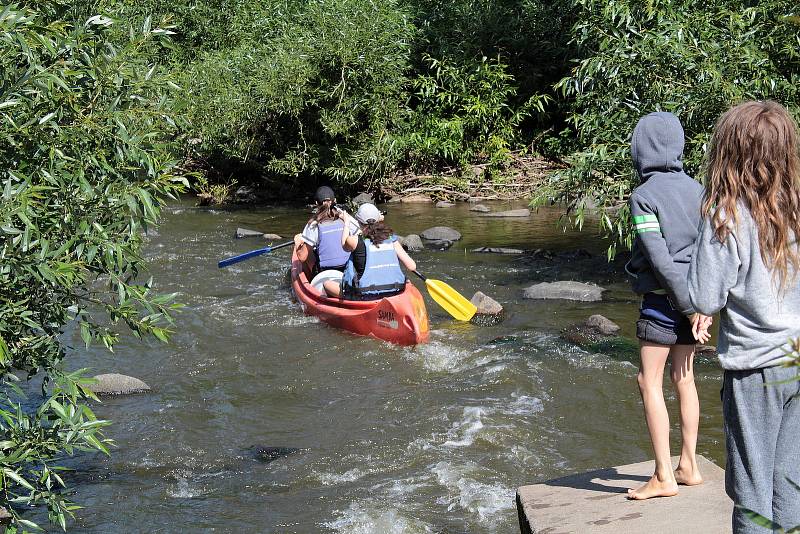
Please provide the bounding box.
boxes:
[218,240,293,268]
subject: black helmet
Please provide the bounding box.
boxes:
[314,186,335,203]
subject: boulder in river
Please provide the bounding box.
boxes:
[400,234,424,252]
[471,291,503,315]
[252,446,302,464]
[400,194,432,203]
[470,292,504,326]
[696,345,718,357]
[235,227,264,239]
[436,201,455,208]
[522,281,605,301]
[420,226,462,241]
[472,247,524,255]
[561,315,636,361]
[352,192,373,205]
[262,233,283,241]
[470,204,490,212]
[423,239,454,251]
[88,374,151,396]
[585,314,620,335]
[481,208,531,218]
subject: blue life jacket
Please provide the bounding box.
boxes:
[316,220,351,269]
[342,236,406,298]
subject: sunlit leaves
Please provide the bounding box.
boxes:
[537,0,800,255]
[0,3,183,530]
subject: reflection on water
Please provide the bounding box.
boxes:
[62,199,724,533]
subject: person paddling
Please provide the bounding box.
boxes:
[323,203,416,299]
[293,186,358,274]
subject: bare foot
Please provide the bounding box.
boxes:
[627,475,679,500]
[674,465,703,486]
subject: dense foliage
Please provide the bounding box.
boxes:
[536,0,800,253]
[3,0,800,529]
[96,0,572,196]
[0,3,182,529]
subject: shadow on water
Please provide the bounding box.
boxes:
[60,199,725,533]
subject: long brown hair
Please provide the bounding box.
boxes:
[362,221,393,245]
[703,100,800,289]
[308,199,338,225]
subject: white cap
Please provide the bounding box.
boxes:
[355,203,383,224]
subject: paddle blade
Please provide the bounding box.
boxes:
[424,278,477,321]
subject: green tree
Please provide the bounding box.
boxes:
[534,0,800,255]
[0,3,183,530]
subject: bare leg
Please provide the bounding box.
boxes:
[323,280,341,298]
[628,341,679,500]
[670,345,703,486]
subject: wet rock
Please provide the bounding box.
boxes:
[251,446,301,464]
[88,374,151,396]
[352,192,373,205]
[436,201,455,208]
[562,315,620,346]
[387,196,402,203]
[262,233,283,241]
[235,227,264,239]
[522,281,605,301]
[696,344,718,357]
[561,318,638,361]
[470,292,504,326]
[481,208,531,218]
[400,194,432,203]
[585,314,620,335]
[400,234,424,252]
[420,226,462,241]
[472,247,524,255]
[471,291,504,315]
[470,204,491,212]
[423,239,453,251]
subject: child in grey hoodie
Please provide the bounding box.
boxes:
[626,112,710,500]
[688,101,800,533]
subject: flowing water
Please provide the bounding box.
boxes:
[61,200,725,533]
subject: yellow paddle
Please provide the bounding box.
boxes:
[413,271,477,322]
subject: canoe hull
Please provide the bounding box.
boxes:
[290,254,429,345]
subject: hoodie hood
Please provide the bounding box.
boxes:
[631,112,686,182]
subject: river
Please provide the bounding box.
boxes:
[64,199,725,533]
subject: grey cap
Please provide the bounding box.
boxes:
[314,186,336,203]
[355,203,383,224]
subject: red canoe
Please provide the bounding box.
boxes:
[290,252,429,345]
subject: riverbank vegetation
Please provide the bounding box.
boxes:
[0,3,183,529]
[1,0,799,529]
[98,0,798,241]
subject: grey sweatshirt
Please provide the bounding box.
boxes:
[689,209,800,370]
[626,112,704,315]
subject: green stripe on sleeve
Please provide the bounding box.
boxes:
[632,214,658,224]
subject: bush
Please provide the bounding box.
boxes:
[0,3,183,529]
[182,0,415,192]
[401,54,549,172]
[534,0,800,255]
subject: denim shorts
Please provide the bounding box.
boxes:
[636,292,695,346]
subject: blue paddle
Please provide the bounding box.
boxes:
[218,240,294,268]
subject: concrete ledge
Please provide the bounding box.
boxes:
[516,455,731,534]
